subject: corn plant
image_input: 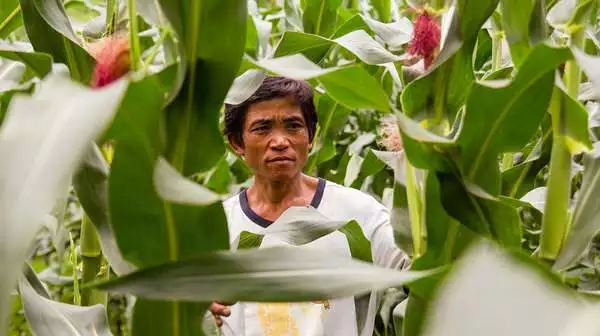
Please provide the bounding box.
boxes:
[2,0,600,335]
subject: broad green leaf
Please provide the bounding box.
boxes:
[19,264,112,336]
[0,0,22,38]
[274,31,333,63]
[437,173,522,247]
[262,206,349,245]
[254,54,339,79]
[302,0,342,37]
[338,220,373,263]
[154,157,223,205]
[158,0,247,175]
[274,29,407,66]
[0,73,127,334]
[331,14,370,39]
[348,149,387,188]
[555,80,593,154]
[518,187,547,213]
[395,111,457,172]
[501,0,548,67]
[458,44,572,194]
[73,145,135,276]
[0,42,52,78]
[422,240,593,336]
[401,0,499,122]
[224,69,266,105]
[256,54,390,111]
[236,231,264,250]
[554,143,600,270]
[318,65,390,112]
[90,246,437,302]
[18,0,94,83]
[362,16,413,50]
[333,30,408,65]
[107,72,228,336]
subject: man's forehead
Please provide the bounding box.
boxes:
[246,98,303,120]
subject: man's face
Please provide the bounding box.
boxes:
[232,96,311,182]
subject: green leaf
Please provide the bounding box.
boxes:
[255,54,390,111]
[458,44,572,194]
[501,0,548,67]
[224,69,266,105]
[348,149,387,188]
[274,31,333,63]
[0,73,127,334]
[554,143,600,270]
[437,173,522,247]
[361,15,412,50]
[0,42,52,78]
[302,0,342,37]
[90,246,436,302]
[261,207,349,245]
[19,264,112,336]
[555,79,593,154]
[0,0,23,38]
[331,14,370,39]
[158,0,247,175]
[18,0,94,83]
[338,220,373,263]
[421,240,588,336]
[107,72,228,336]
[333,30,408,65]
[395,111,457,172]
[236,231,264,250]
[73,145,135,276]
[318,65,390,112]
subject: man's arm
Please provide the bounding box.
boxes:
[365,199,412,271]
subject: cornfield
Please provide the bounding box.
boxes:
[2,0,600,335]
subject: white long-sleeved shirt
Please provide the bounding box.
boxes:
[219,178,411,336]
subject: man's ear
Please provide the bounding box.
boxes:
[228,135,245,156]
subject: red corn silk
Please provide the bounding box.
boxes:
[408,10,441,69]
[89,34,131,89]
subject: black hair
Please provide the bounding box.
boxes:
[223,76,318,147]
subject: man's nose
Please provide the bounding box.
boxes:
[269,132,289,150]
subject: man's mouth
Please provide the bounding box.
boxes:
[267,157,294,163]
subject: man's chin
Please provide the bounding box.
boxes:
[266,169,299,182]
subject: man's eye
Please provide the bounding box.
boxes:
[288,123,303,129]
[252,126,269,132]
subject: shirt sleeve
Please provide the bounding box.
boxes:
[364,197,412,271]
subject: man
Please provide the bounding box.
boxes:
[211,76,410,335]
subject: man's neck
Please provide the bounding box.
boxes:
[249,173,306,206]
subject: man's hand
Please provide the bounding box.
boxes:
[209,301,232,327]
